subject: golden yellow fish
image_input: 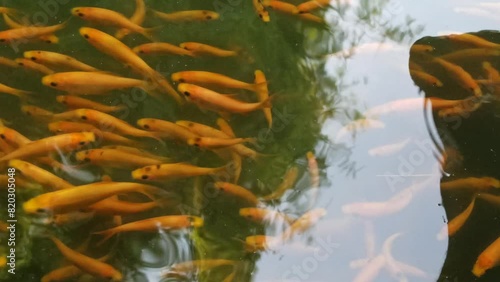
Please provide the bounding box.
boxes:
[132,163,226,181]
[94,215,203,244]
[24,50,98,72]
[297,0,331,13]
[472,236,500,277]
[180,42,237,57]
[254,70,272,128]
[0,132,95,162]
[262,0,299,15]
[8,159,73,190]
[133,42,195,56]
[75,149,169,169]
[214,182,259,206]
[0,20,66,43]
[137,118,198,142]
[252,0,271,22]
[115,0,146,39]
[153,10,219,22]
[188,136,255,149]
[56,95,126,113]
[0,82,32,99]
[172,71,261,92]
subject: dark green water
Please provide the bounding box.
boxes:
[0,0,498,281]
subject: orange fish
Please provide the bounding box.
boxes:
[0,82,32,99]
[0,132,95,162]
[115,0,146,39]
[75,148,169,169]
[132,163,226,181]
[133,42,194,56]
[214,182,259,206]
[153,10,219,22]
[56,95,126,113]
[180,42,237,57]
[8,159,73,190]
[137,118,198,142]
[24,50,98,72]
[0,20,66,43]
[15,58,54,75]
[94,215,203,244]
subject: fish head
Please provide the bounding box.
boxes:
[201,11,220,21]
[71,7,87,18]
[187,137,201,147]
[7,159,27,173]
[239,208,257,220]
[137,118,154,130]
[177,83,197,101]
[41,74,60,89]
[24,51,41,61]
[171,72,184,83]
[132,167,152,181]
[23,198,49,214]
[79,27,97,42]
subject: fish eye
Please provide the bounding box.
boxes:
[84,157,90,162]
[143,124,150,129]
[37,51,41,54]
[259,14,263,19]
[79,141,86,145]
[0,39,5,42]
[46,40,52,43]
[78,13,84,17]
[31,57,36,61]
[184,91,190,96]
[206,15,212,20]
[83,34,89,39]
[141,175,149,180]
[36,208,47,213]
[0,134,4,139]
[50,82,58,87]
[139,50,144,53]
[179,78,185,82]
[81,115,87,120]
[17,62,24,66]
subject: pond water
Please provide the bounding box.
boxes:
[0,0,499,281]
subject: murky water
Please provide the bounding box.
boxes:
[0,0,499,281]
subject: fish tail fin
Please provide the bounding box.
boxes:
[245,138,258,145]
[93,228,118,246]
[15,89,34,102]
[114,28,130,40]
[141,26,162,42]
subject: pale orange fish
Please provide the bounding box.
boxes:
[307,151,319,188]
[176,120,260,159]
[23,181,165,214]
[137,118,198,142]
[56,95,126,113]
[0,126,31,147]
[472,236,500,277]
[50,236,122,281]
[8,159,73,190]
[239,207,294,224]
[281,208,327,240]
[0,82,32,99]
[446,33,500,49]
[441,177,500,192]
[84,195,169,215]
[439,48,500,63]
[297,0,331,13]
[48,121,142,147]
[297,13,325,24]
[15,58,54,74]
[153,10,219,22]
[79,27,182,103]
[409,61,423,71]
[133,42,194,56]
[41,253,109,282]
[94,215,203,244]
[410,70,443,88]
[178,83,272,114]
[2,14,59,44]
[437,196,476,240]
[433,57,482,96]
[252,0,271,22]
[261,166,299,201]
[216,118,235,137]
[0,132,95,162]
[75,148,168,169]
[50,109,162,142]
[24,50,98,72]
[115,0,146,39]
[254,70,272,128]
[71,7,154,40]
[180,42,237,57]
[410,44,434,54]
[0,20,66,43]
[0,56,18,68]
[21,105,54,121]
[42,71,151,95]
[244,235,280,252]
[262,0,299,15]
[477,193,500,206]
[132,163,225,181]
[101,145,167,161]
[188,136,256,149]
[0,174,40,190]
[172,71,260,92]
[214,182,259,206]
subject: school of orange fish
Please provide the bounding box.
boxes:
[409,33,500,279]
[0,1,332,281]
